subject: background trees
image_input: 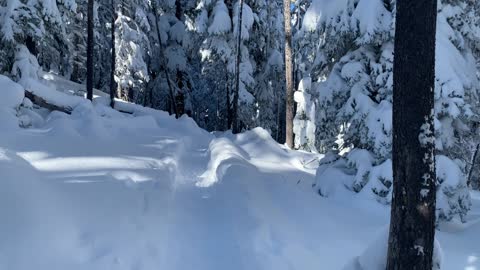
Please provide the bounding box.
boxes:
[308,0,478,223]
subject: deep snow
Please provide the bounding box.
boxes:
[0,76,479,270]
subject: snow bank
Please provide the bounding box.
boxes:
[20,78,87,111]
[343,228,443,270]
[0,75,24,109]
[197,137,252,187]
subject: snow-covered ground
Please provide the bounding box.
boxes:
[0,76,479,270]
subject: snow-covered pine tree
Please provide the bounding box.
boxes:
[0,0,75,76]
[114,0,150,102]
[192,0,255,131]
[308,0,478,222]
[249,0,285,140]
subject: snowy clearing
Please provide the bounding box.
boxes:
[0,99,479,270]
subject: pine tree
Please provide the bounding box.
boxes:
[386,0,437,269]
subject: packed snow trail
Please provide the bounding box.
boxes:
[0,104,479,270]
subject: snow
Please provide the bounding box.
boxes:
[343,229,443,270]
[302,0,348,32]
[208,0,232,35]
[0,75,24,109]
[0,77,479,270]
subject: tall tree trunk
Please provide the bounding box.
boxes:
[151,1,179,118]
[386,1,438,269]
[110,0,116,108]
[175,0,185,117]
[232,0,244,133]
[284,0,294,148]
[86,0,94,101]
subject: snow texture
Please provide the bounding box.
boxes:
[0,75,478,270]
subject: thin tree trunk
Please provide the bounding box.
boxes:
[110,0,116,108]
[86,0,94,101]
[232,0,244,133]
[468,144,480,188]
[386,0,438,269]
[226,72,231,130]
[175,0,185,116]
[284,0,294,148]
[151,1,178,118]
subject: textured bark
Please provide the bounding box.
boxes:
[110,0,117,108]
[468,144,480,188]
[86,0,94,101]
[386,1,438,270]
[284,0,294,148]
[231,0,244,134]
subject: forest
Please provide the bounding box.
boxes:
[0,0,479,269]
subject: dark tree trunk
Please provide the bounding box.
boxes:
[86,0,94,101]
[110,0,117,108]
[231,0,244,133]
[25,36,37,56]
[468,144,480,189]
[284,0,294,148]
[175,0,185,117]
[386,1,438,270]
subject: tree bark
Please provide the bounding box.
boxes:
[468,144,480,188]
[86,0,94,101]
[284,0,294,148]
[231,0,244,133]
[110,0,117,108]
[386,1,438,270]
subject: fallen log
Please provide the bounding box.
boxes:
[25,89,73,114]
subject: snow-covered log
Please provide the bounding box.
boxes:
[24,89,73,114]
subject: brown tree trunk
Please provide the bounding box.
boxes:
[284,0,294,148]
[232,0,244,133]
[386,1,438,269]
[86,0,94,101]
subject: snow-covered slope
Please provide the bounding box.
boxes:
[0,76,479,270]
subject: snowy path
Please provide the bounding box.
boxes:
[0,110,479,270]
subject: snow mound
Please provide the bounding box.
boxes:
[198,137,252,187]
[20,78,87,111]
[343,228,443,270]
[0,75,24,109]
